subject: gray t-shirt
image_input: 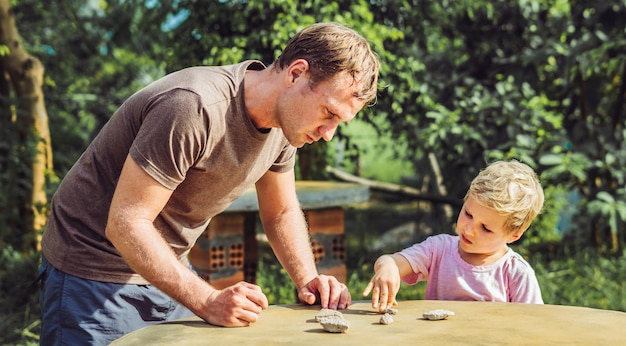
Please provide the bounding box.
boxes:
[42,61,296,284]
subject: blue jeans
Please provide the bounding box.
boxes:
[39,256,194,346]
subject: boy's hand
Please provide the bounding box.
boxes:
[362,255,401,312]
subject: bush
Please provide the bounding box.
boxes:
[531,248,626,312]
[0,247,40,345]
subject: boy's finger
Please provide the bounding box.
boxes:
[362,281,374,296]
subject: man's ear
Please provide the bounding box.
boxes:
[285,59,309,84]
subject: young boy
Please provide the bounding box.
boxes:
[363,160,545,312]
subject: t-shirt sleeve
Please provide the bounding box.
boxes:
[397,236,440,285]
[506,257,544,304]
[269,143,296,173]
[129,88,207,190]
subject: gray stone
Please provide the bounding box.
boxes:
[319,315,350,333]
[384,307,398,315]
[422,309,455,320]
[315,308,343,322]
[379,313,394,325]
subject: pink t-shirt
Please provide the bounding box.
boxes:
[398,234,543,304]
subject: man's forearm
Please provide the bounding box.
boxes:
[106,221,214,315]
[262,208,318,289]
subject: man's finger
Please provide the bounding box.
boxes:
[317,279,330,308]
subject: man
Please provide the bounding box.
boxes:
[39,22,380,344]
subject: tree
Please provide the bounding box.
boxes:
[363,0,626,251]
[7,0,626,255]
[2,0,626,343]
[0,0,52,251]
[144,0,401,180]
[0,3,50,343]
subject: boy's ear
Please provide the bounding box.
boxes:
[507,230,524,244]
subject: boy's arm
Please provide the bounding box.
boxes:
[362,254,413,312]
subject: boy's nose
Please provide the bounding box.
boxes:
[464,221,477,235]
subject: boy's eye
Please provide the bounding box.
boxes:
[464,210,472,218]
[482,226,493,233]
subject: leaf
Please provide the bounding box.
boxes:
[539,154,564,166]
[615,202,626,221]
[595,191,614,204]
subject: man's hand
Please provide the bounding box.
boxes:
[198,281,269,327]
[362,255,400,312]
[298,274,351,310]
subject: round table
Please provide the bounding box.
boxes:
[112,300,626,345]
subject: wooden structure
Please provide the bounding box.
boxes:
[189,181,369,288]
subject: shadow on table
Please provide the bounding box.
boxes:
[302,305,386,333]
[159,319,223,329]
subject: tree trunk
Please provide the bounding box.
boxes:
[0,0,52,251]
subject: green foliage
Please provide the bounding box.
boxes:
[531,248,626,312]
[516,184,563,249]
[586,189,626,251]
[0,113,38,250]
[12,0,168,174]
[362,0,626,251]
[0,44,9,56]
[347,260,426,303]
[256,250,298,305]
[337,119,413,183]
[4,0,626,343]
[0,247,40,345]
[9,0,626,254]
[258,243,626,312]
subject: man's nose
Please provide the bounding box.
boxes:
[319,124,337,141]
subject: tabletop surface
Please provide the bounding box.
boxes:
[112,300,626,345]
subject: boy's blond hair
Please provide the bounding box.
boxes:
[464,160,544,234]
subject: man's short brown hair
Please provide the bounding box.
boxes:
[276,22,380,105]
